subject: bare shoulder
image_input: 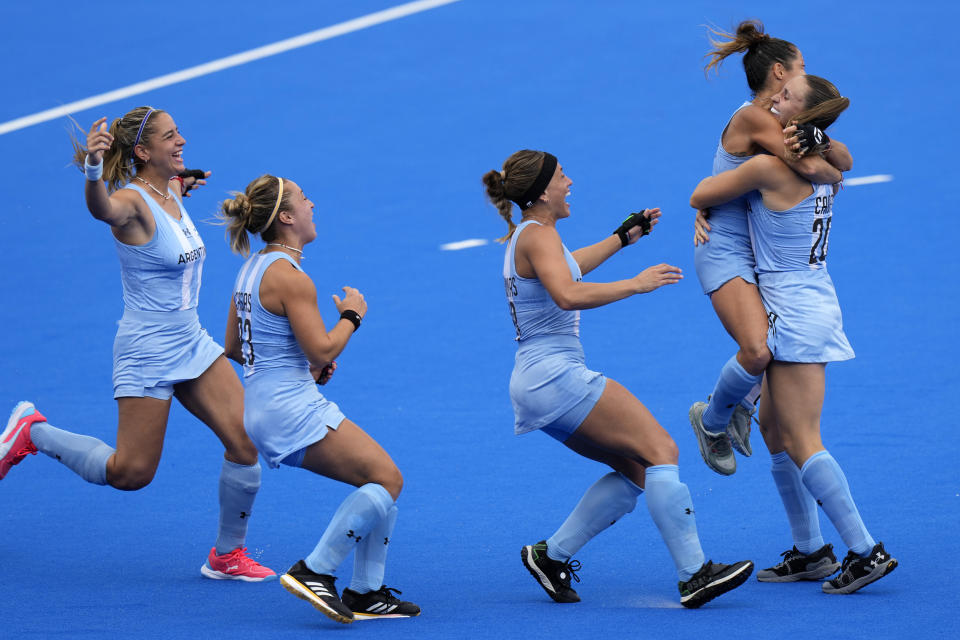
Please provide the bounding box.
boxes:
[733,104,778,130]
[266,258,315,297]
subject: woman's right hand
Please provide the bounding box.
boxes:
[86,117,113,165]
[332,286,367,318]
[633,263,683,293]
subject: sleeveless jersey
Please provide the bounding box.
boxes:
[748,183,835,273]
[503,220,581,341]
[115,184,206,311]
[708,101,755,232]
[232,252,310,377]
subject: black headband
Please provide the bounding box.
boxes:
[511,152,557,210]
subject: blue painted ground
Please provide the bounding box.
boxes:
[1,1,956,638]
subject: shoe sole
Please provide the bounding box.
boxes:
[521,546,579,603]
[200,562,277,582]
[757,558,840,582]
[726,411,753,457]
[822,558,898,594]
[681,561,754,609]
[351,611,420,620]
[280,574,354,623]
[688,403,736,476]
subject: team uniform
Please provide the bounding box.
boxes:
[231,252,345,468]
[747,182,897,594]
[748,183,854,363]
[232,251,419,620]
[504,220,606,441]
[112,184,222,399]
[694,101,758,295]
[0,181,274,582]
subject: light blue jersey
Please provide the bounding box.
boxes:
[232,251,345,468]
[117,184,205,311]
[503,220,581,341]
[233,252,310,378]
[694,101,758,295]
[748,184,854,363]
[503,221,605,437]
[111,186,221,399]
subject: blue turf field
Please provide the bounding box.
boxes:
[1,1,957,638]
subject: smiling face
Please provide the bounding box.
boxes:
[134,112,185,176]
[278,180,317,245]
[540,163,573,219]
[770,75,811,125]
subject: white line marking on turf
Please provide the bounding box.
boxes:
[844,174,893,186]
[0,0,461,136]
[440,238,489,251]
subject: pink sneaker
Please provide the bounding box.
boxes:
[201,547,277,582]
[0,401,45,480]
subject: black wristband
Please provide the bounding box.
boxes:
[795,124,830,154]
[613,210,651,247]
[340,309,362,331]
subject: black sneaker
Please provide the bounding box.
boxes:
[757,544,840,582]
[521,541,581,603]
[822,542,897,594]
[279,560,354,624]
[679,560,754,608]
[341,585,421,619]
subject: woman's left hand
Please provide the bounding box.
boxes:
[312,361,337,385]
[179,169,212,197]
[694,210,711,246]
[625,207,661,244]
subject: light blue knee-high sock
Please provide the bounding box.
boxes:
[215,460,262,554]
[350,504,398,593]
[702,355,763,432]
[30,422,114,486]
[546,472,643,562]
[306,483,393,575]
[800,451,875,556]
[644,465,705,581]
[770,451,824,554]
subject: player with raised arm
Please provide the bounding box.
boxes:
[485,150,753,608]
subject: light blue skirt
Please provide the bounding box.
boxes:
[244,368,346,468]
[694,219,757,295]
[113,308,223,400]
[759,270,855,363]
[510,334,606,436]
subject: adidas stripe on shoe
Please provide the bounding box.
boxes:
[280,560,354,624]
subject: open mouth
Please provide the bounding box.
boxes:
[770,107,780,116]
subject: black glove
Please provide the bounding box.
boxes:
[178,169,207,180]
[795,123,830,154]
[613,210,651,247]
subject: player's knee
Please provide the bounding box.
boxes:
[641,438,678,467]
[224,435,259,466]
[740,343,772,375]
[109,462,157,491]
[379,466,403,501]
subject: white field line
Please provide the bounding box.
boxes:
[440,238,489,251]
[845,174,894,186]
[440,173,894,251]
[0,0,461,136]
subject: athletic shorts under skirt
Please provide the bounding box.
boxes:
[759,270,854,363]
[693,221,757,295]
[510,334,606,438]
[244,371,346,469]
[113,308,223,400]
